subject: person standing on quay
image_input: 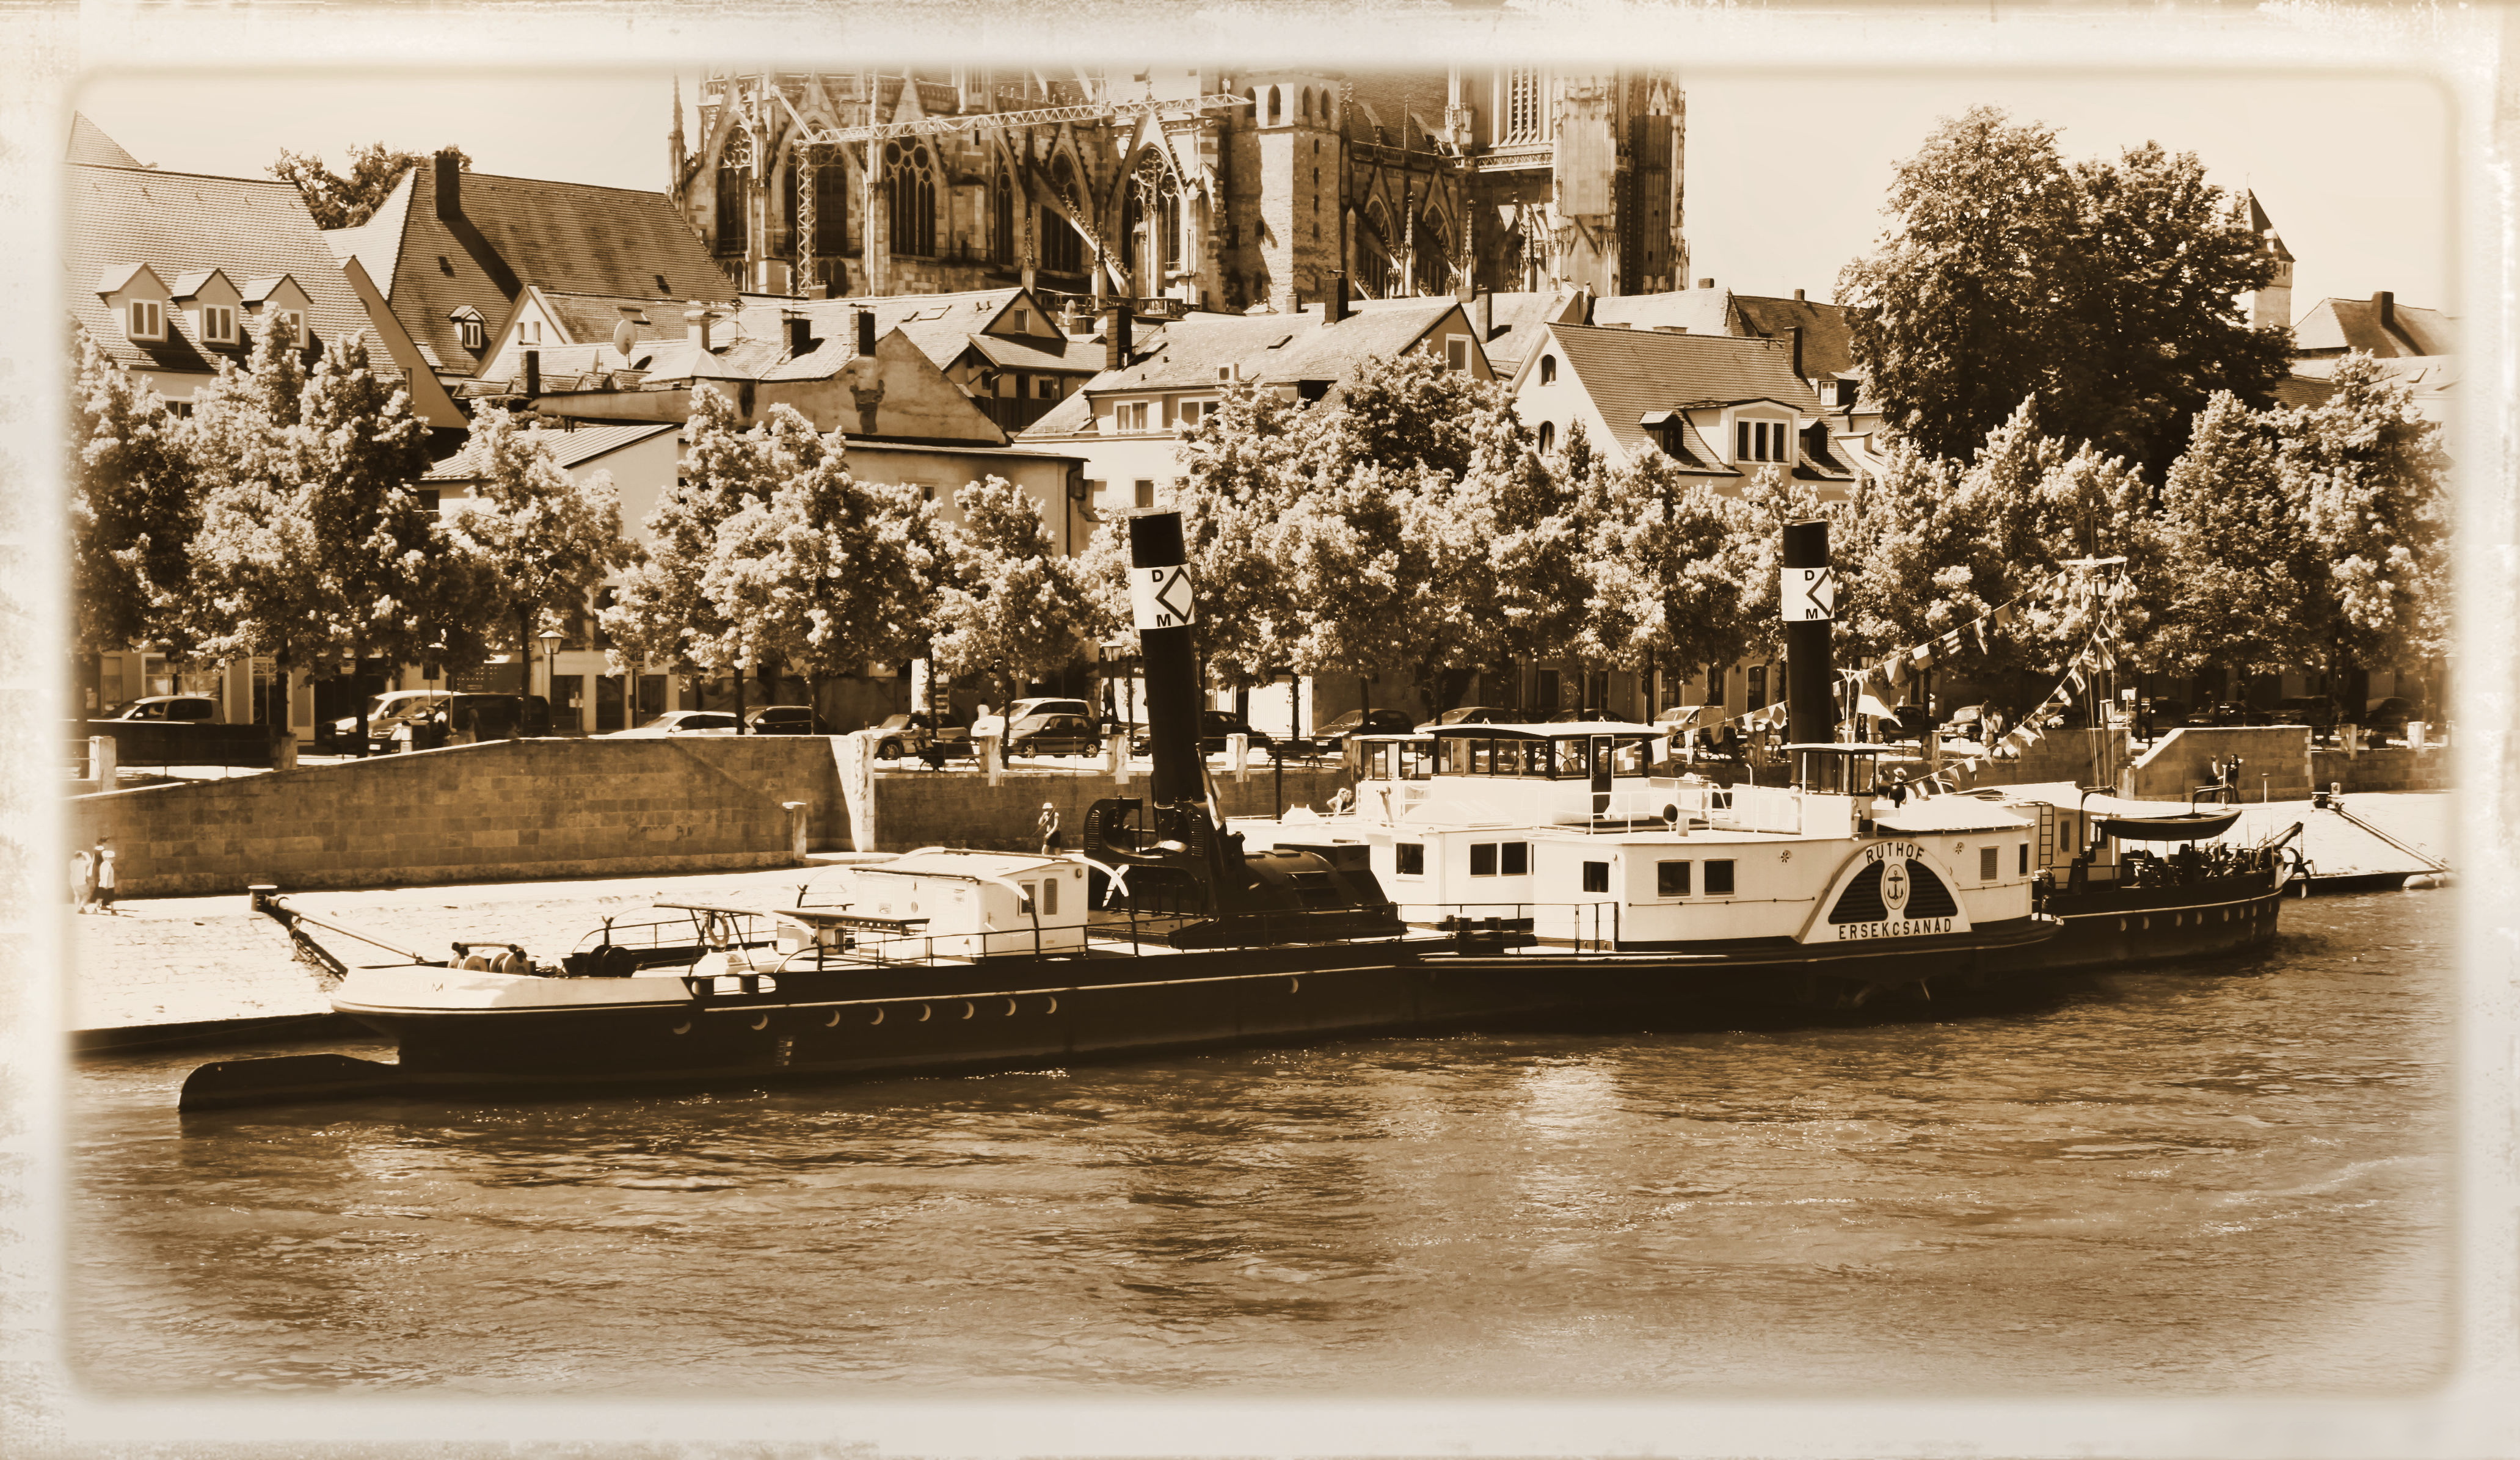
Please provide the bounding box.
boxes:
[1038,802,1062,855]
[91,837,119,914]
[70,846,93,912]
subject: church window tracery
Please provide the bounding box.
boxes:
[886,138,938,258]
[715,128,752,257]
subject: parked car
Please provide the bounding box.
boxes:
[1546,706,1626,724]
[871,713,973,761]
[1132,710,1277,757]
[608,709,738,738]
[1314,708,1417,752]
[99,695,219,723]
[2197,700,2270,728]
[320,689,457,749]
[1006,697,1093,723]
[2270,696,2341,730]
[1005,711,1102,757]
[1882,705,1939,744]
[1941,703,1987,741]
[1414,705,1529,732]
[2359,696,2415,737]
[746,705,834,736]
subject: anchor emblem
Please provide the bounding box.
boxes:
[1881,859,1910,914]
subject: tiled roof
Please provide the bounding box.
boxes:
[2246,191,2295,264]
[67,162,401,382]
[358,161,736,377]
[967,331,1087,372]
[1538,322,1819,463]
[541,289,690,347]
[1085,311,1324,391]
[2270,374,2338,410]
[1478,288,1586,368]
[425,420,679,481]
[1262,299,1466,386]
[68,114,140,169]
[1730,294,1854,379]
[2291,295,2456,358]
[1587,288,1735,335]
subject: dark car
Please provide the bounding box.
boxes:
[443,694,553,739]
[746,705,834,736]
[1005,712,1102,757]
[872,713,972,761]
[2199,700,2271,728]
[2270,696,2341,731]
[1414,705,1529,732]
[1314,708,1417,752]
[2359,697,2415,738]
[1882,705,1938,743]
[1132,710,1278,757]
[99,695,218,723]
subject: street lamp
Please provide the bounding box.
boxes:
[538,629,563,735]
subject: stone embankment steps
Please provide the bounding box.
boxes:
[70,862,891,1052]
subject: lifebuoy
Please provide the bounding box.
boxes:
[825,1009,842,1027]
[917,1004,931,1022]
[751,1013,770,1031]
[870,1007,885,1025]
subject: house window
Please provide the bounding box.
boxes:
[202,305,236,344]
[1705,859,1736,896]
[1658,860,1691,897]
[1539,354,1556,385]
[1747,665,1767,710]
[1538,421,1556,452]
[1735,419,1790,463]
[1396,843,1426,877]
[528,320,543,344]
[1115,401,1151,432]
[126,298,162,340]
[1581,860,1610,894]
[1010,308,1030,332]
[1444,336,1469,372]
[1178,399,1209,426]
[1981,846,2000,881]
[1705,664,1725,706]
[1036,376,1060,399]
[458,316,484,350]
[1133,479,1156,509]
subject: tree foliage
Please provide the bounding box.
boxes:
[1840,106,2290,478]
[443,407,632,672]
[69,327,198,655]
[269,142,470,230]
[933,477,1083,707]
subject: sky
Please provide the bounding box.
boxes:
[73,64,2453,320]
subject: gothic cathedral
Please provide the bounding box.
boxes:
[669,67,1688,311]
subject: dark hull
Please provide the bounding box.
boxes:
[2001,869,2289,973]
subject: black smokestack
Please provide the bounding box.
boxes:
[1782,518,1835,750]
[1127,510,1201,807]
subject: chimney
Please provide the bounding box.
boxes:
[1474,284,1492,341]
[523,349,540,397]
[786,313,812,356]
[433,150,463,221]
[1697,277,1713,290]
[1793,288,1806,302]
[1326,271,1349,324]
[1103,304,1132,371]
[2375,290,2395,335]
[1784,325,1804,380]
[685,303,714,353]
[854,307,877,357]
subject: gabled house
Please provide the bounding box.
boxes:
[67,154,461,426]
[327,151,737,386]
[2282,291,2458,424]
[1017,291,1493,517]
[1589,280,1864,410]
[1506,321,1854,498]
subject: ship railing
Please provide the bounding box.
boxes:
[1426,901,1622,954]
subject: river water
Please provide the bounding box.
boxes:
[64,889,2452,1396]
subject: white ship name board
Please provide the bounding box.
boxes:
[1780,566,1837,622]
[1131,565,1197,630]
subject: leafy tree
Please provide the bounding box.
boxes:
[2154,392,2307,685]
[932,476,1083,709]
[1574,452,1760,695]
[603,385,776,710]
[68,327,198,656]
[1840,106,2289,477]
[691,413,938,718]
[269,142,470,230]
[442,407,633,719]
[1167,381,1312,689]
[297,333,457,754]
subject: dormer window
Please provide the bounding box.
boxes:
[450,305,488,353]
[1444,336,1470,372]
[1115,401,1151,433]
[275,310,304,347]
[1010,308,1031,331]
[459,317,485,350]
[202,305,236,344]
[126,298,163,340]
[1736,418,1790,463]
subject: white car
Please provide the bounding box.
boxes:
[1007,697,1092,722]
[606,710,740,738]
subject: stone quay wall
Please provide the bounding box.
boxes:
[2309,745,2454,794]
[2129,726,2316,801]
[68,738,841,897]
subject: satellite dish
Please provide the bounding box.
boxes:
[612,320,636,357]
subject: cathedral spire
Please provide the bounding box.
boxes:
[669,72,687,186]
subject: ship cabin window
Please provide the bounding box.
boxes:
[1704,859,1736,895]
[1017,882,1035,915]
[1981,846,2000,881]
[1469,841,1529,877]
[1395,843,1426,877]
[2019,842,2030,874]
[1581,861,1611,894]
[1352,739,1433,780]
[1657,860,1690,897]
